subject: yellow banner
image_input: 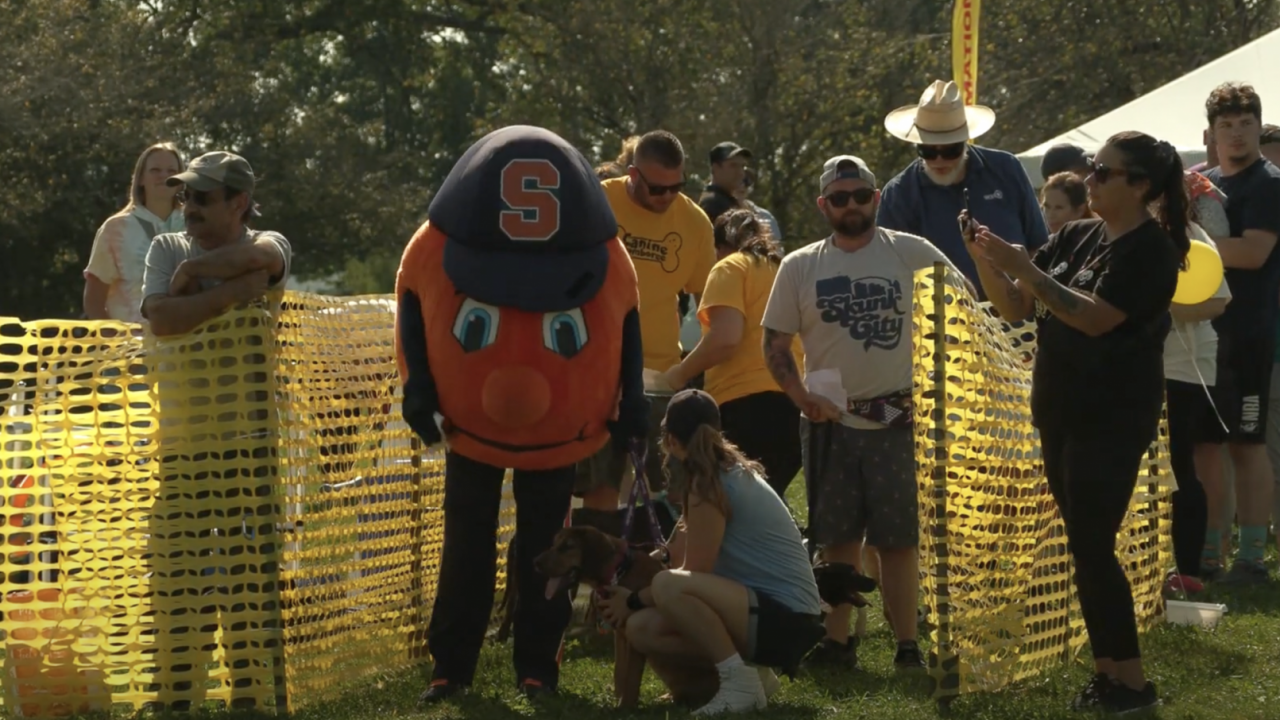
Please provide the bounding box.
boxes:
[952,0,980,105]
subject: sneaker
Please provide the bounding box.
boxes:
[1162,572,1204,596]
[754,666,781,698]
[419,679,467,704]
[1199,560,1224,582]
[1100,680,1159,715]
[518,678,556,700]
[806,636,859,668]
[1219,559,1270,586]
[692,664,767,716]
[893,642,926,673]
[1071,673,1111,711]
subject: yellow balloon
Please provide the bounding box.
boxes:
[1173,240,1224,305]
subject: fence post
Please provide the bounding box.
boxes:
[928,262,960,701]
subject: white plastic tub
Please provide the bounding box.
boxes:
[1165,599,1227,629]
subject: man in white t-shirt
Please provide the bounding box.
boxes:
[761,155,964,673]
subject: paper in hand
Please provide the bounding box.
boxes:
[805,368,847,410]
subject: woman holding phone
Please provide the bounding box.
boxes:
[961,131,1187,714]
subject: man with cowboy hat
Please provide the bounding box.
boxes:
[877,80,1047,299]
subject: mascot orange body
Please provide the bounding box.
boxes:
[395,225,637,469]
[394,126,647,702]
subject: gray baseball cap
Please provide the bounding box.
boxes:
[168,151,257,194]
[820,155,876,193]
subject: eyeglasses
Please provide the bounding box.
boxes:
[632,167,687,196]
[1087,158,1142,184]
[917,143,966,161]
[824,188,876,208]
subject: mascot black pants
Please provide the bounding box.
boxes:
[428,451,574,688]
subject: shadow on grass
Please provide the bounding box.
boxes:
[1198,581,1280,617]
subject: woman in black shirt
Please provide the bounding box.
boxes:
[962,131,1188,715]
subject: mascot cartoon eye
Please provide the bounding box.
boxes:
[452,298,501,352]
[542,308,588,359]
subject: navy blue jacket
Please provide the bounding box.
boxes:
[877,145,1049,299]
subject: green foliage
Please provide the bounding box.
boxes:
[2,0,1278,318]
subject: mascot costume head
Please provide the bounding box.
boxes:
[394,125,647,470]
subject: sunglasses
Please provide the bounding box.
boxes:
[1087,158,1142,184]
[917,143,966,161]
[185,188,226,207]
[632,167,687,196]
[824,188,876,208]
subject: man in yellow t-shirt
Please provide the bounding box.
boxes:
[575,130,716,513]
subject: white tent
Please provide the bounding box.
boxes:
[1017,28,1280,186]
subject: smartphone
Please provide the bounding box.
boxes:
[960,188,975,242]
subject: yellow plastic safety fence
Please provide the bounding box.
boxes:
[0,295,516,718]
[0,271,1175,716]
[911,264,1174,700]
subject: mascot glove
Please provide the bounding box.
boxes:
[608,394,650,452]
[402,387,443,446]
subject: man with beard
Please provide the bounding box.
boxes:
[877,80,1047,299]
[141,151,291,335]
[576,131,716,513]
[761,155,963,672]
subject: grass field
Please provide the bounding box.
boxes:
[64,480,1280,720]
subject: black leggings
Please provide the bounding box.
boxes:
[1041,422,1153,662]
[719,391,802,498]
[428,453,575,688]
[1166,380,1209,577]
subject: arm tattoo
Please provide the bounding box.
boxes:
[762,328,800,387]
[1004,274,1024,305]
[1030,274,1084,316]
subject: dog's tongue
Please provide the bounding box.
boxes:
[544,576,568,600]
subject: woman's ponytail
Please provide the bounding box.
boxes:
[1106,132,1191,268]
[1155,141,1191,269]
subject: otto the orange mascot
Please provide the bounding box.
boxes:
[395,125,648,702]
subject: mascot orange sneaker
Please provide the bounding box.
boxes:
[396,125,647,704]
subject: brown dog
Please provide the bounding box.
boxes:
[495,506,676,644]
[533,525,665,708]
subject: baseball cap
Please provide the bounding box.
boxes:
[820,155,876,193]
[1040,143,1089,181]
[661,389,722,445]
[430,125,617,314]
[709,142,752,165]
[167,151,262,216]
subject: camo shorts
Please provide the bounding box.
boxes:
[800,420,918,549]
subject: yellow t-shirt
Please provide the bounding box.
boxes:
[602,177,716,371]
[697,253,804,405]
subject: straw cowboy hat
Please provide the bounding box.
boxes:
[884,80,997,145]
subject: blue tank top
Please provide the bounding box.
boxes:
[712,464,822,615]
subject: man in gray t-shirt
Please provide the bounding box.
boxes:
[139,151,291,710]
[761,155,963,674]
[141,151,291,337]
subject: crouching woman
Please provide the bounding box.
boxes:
[596,389,824,716]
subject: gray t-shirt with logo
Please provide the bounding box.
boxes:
[761,227,958,428]
[141,229,292,313]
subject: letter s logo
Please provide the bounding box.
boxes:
[500,159,561,242]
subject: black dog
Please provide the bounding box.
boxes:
[813,561,877,608]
